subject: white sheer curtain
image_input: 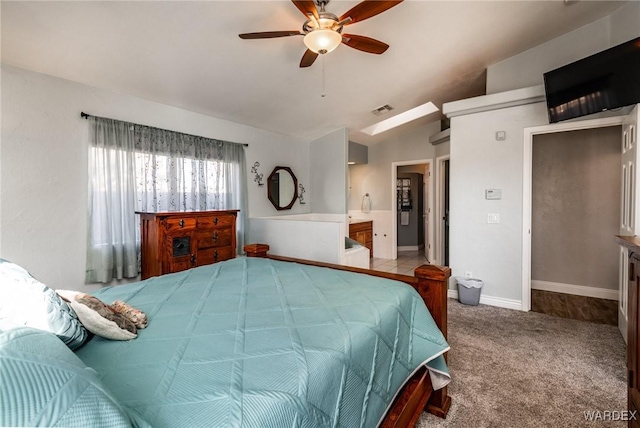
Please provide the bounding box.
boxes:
[86,118,138,283]
[86,117,247,284]
[134,125,247,251]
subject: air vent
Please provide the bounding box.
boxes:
[371,104,394,116]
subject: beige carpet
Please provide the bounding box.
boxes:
[419,299,626,427]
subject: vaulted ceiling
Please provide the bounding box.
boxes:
[1,1,626,144]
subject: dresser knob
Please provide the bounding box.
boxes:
[190,254,196,266]
[214,250,219,262]
[214,217,219,225]
[179,219,184,227]
[213,231,219,242]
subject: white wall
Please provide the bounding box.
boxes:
[448,1,639,308]
[309,127,348,214]
[486,1,639,94]
[449,102,549,303]
[348,122,441,212]
[434,140,450,160]
[248,215,346,264]
[247,139,310,218]
[0,64,307,291]
[348,122,442,259]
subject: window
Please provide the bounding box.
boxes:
[86,116,246,283]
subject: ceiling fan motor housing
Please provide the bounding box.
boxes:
[239,0,403,67]
[303,12,342,34]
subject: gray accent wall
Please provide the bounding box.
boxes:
[397,172,424,247]
[531,126,621,290]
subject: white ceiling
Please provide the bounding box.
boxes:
[1,1,626,145]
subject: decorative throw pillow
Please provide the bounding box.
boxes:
[0,327,147,427]
[0,258,87,350]
[57,291,137,341]
[111,300,148,329]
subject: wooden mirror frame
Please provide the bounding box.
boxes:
[267,166,298,210]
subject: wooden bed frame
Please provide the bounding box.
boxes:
[244,243,451,427]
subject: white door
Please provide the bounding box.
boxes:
[620,105,639,342]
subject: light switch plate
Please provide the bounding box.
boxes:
[487,213,500,224]
[485,188,502,200]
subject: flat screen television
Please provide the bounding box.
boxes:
[543,37,640,123]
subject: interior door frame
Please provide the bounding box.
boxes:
[522,116,626,312]
[434,155,450,267]
[391,159,434,261]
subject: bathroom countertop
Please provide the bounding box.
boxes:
[348,218,372,225]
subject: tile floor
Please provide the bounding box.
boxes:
[370,249,430,276]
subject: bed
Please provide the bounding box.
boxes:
[1,244,451,427]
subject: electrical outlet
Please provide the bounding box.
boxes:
[465,271,472,278]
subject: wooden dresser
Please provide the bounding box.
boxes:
[139,210,238,279]
[349,220,373,258]
[616,235,640,427]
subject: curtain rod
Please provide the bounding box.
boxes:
[80,112,249,147]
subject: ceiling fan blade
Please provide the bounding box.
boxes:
[292,0,319,20]
[339,0,403,25]
[342,34,389,54]
[300,49,319,68]
[239,31,301,39]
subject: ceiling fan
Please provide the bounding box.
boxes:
[239,0,403,68]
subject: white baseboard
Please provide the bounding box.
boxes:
[531,280,618,301]
[619,307,628,345]
[448,289,523,311]
[397,245,422,252]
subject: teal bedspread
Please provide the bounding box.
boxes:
[76,257,450,427]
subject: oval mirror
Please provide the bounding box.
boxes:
[267,166,298,210]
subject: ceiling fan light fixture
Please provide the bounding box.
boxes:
[304,29,342,54]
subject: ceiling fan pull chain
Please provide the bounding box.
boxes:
[321,55,326,98]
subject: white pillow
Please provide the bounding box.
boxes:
[0,259,87,349]
[58,290,137,341]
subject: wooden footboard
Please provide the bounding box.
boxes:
[243,243,451,425]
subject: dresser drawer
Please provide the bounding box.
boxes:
[197,246,234,265]
[197,227,233,249]
[197,215,235,228]
[164,217,196,232]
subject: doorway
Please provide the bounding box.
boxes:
[396,167,427,255]
[391,159,434,262]
[530,126,621,325]
[522,116,626,313]
[435,155,450,266]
